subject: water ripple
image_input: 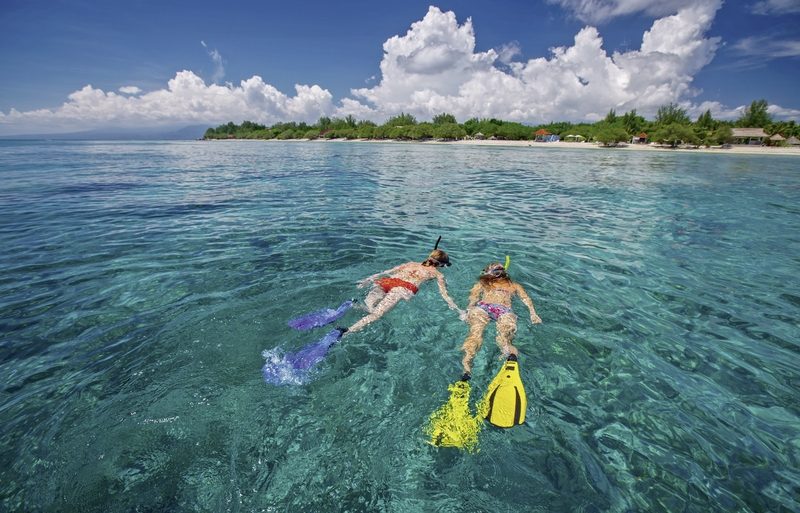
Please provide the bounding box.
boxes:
[1,140,799,512]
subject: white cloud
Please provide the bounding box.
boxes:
[768,103,800,118]
[0,71,334,134]
[340,4,723,122]
[2,3,798,134]
[732,36,800,59]
[689,100,744,120]
[496,42,522,65]
[752,0,800,15]
[118,86,142,95]
[201,40,225,83]
[546,0,705,24]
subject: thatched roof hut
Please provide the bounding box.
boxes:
[732,128,768,145]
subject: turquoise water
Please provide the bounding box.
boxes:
[1,140,799,512]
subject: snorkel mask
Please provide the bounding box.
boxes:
[427,236,451,267]
[482,255,510,278]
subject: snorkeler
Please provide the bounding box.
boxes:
[344,237,463,334]
[460,257,541,380]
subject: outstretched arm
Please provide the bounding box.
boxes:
[357,263,408,288]
[436,273,463,315]
[516,284,542,324]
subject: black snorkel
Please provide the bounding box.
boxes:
[426,236,451,267]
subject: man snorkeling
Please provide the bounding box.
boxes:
[459,257,542,380]
[344,237,464,335]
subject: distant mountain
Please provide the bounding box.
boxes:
[0,125,209,141]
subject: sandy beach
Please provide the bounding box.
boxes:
[222,137,800,157]
[327,138,800,157]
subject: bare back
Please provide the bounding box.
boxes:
[476,279,518,307]
[388,262,442,286]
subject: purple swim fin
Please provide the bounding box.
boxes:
[262,328,347,386]
[287,300,355,331]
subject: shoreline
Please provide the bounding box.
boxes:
[206,137,800,157]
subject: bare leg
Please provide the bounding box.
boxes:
[347,288,413,334]
[363,286,386,313]
[461,308,490,375]
[496,313,519,358]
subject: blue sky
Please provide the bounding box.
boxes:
[1,0,798,134]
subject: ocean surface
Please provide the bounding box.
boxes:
[1,140,798,513]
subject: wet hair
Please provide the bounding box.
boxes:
[423,249,451,267]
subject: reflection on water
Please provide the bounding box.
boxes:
[0,140,799,512]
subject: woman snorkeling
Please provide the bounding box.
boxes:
[344,237,463,334]
[460,257,542,380]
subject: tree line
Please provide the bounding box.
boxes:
[203,100,799,147]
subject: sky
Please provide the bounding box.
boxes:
[1,0,799,134]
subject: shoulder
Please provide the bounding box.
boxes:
[428,266,443,278]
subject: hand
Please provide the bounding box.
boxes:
[531,313,542,324]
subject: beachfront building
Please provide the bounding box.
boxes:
[631,132,648,144]
[787,136,800,146]
[732,128,768,145]
[769,134,786,145]
[534,128,560,142]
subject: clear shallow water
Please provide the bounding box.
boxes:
[1,140,799,512]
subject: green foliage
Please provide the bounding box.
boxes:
[737,99,772,128]
[696,109,715,130]
[621,110,646,134]
[384,113,417,127]
[432,113,458,125]
[655,103,691,126]
[769,120,798,138]
[594,124,629,146]
[496,122,533,140]
[433,123,467,140]
[538,121,573,136]
[651,123,697,147]
[356,124,375,139]
[714,125,733,145]
[201,99,785,146]
[462,118,480,135]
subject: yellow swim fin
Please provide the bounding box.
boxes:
[425,380,483,452]
[479,357,527,428]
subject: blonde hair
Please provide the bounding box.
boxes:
[423,249,450,267]
[479,262,511,284]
